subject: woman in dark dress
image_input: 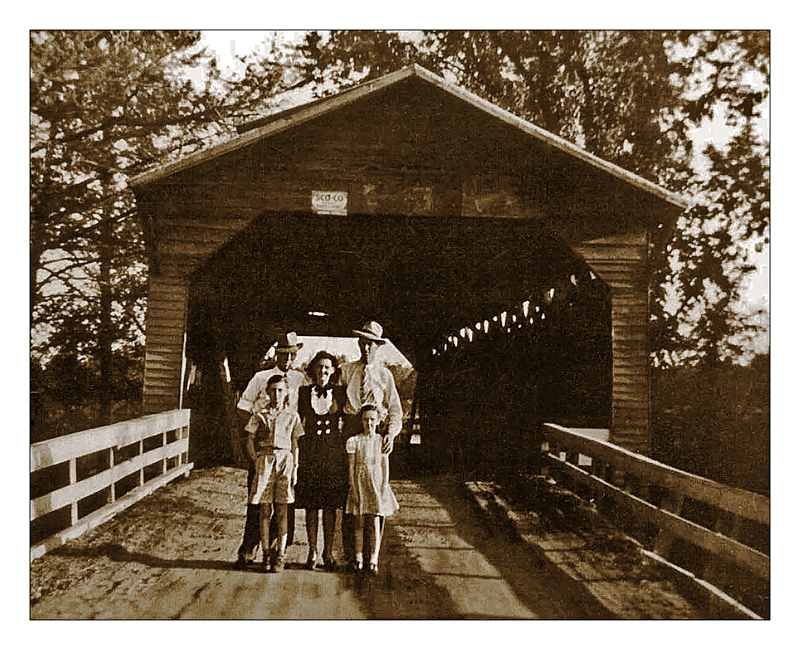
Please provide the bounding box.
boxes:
[295,351,349,570]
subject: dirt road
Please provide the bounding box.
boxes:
[30,466,600,619]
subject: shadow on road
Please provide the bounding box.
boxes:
[412,474,609,619]
[334,531,465,619]
[52,543,238,573]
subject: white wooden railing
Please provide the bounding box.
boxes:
[542,423,769,616]
[30,409,192,561]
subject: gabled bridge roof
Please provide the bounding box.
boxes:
[130,64,687,211]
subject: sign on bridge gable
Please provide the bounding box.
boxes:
[312,190,348,216]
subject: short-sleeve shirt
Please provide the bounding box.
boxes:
[237,367,307,414]
[245,407,304,454]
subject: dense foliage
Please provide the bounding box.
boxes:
[652,352,769,494]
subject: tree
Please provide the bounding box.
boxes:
[31,30,297,430]
[652,31,769,368]
[299,30,769,367]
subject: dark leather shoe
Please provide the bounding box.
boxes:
[234,557,253,570]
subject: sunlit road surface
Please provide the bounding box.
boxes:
[30,468,594,619]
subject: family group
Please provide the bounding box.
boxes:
[233,321,401,575]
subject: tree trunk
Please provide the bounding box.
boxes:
[98,210,113,426]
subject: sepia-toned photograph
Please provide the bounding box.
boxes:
[30,26,770,622]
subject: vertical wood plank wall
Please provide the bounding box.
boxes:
[575,233,651,454]
[142,274,188,414]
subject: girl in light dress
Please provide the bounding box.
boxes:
[345,404,399,574]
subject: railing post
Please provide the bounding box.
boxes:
[540,435,552,482]
[109,447,116,504]
[138,439,145,487]
[702,512,739,617]
[68,457,78,526]
[586,456,603,503]
[564,450,579,491]
[550,440,563,484]
[182,421,190,471]
[162,428,168,476]
[652,492,685,558]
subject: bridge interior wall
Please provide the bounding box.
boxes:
[417,277,612,475]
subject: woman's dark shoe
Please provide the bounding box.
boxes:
[368,562,379,576]
[305,552,319,570]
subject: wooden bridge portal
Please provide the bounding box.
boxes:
[130,65,686,466]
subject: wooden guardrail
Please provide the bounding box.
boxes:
[30,409,192,561]
[541,423,769,586]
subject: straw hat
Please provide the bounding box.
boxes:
[275,332,303,353]
[352,321,388,344]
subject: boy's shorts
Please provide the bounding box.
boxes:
[249,449,295,505]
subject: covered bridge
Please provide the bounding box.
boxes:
[130,64,686,470]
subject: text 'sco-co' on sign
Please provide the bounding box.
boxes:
[312,190,348,216]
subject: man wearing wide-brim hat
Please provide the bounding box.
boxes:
[338,320,403,570]
[237,332,305,416]
[234,332,307,569]
[340,321,403,449]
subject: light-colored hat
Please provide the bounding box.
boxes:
[275,332,303,353]
[353,321,388,344]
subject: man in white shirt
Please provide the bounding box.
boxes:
[236,337,306,417]
[234,332,307,569]
[339,321,403,570]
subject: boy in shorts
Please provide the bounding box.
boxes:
[244,374,305,573]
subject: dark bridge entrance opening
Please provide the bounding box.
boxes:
[184,209,611,473]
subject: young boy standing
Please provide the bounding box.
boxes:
[235,332,306,568]
[245,374,305,573]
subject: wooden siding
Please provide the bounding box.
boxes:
[142,274,188,414]
[576,233,651,454]
[141,78,664,255]
[132,66,687,212]
[462,174,528,218]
